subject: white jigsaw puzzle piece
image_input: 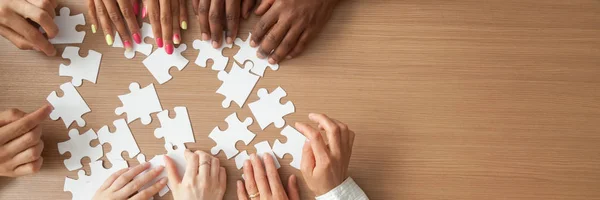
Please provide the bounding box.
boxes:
[273,126,307,169]
[57,129,103,171]
[192,33,232,71]
[155,107,195,147]
[97,119,141,159]
[64,157,128,200]
[47,82,91,128]
[49,7,86,44]
[209,113,256,159]
[64,170,93,200]
[113,23,155,59]
[248,87,295,130]
[136,154,170,197]
[216,62,259,108]
[59,46,102,87]
[115,82,163,125]
[233,33,279,76]
[234,151,250,169]
[143,44,189,84]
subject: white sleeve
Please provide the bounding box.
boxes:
[315,177,369,200]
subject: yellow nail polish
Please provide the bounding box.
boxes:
[181,21,187,30]
[91,24,97,34]
[105,34,113,46]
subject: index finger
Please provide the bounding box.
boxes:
[1,105,51,144]
[308,113,342,156]
[263,154,285,194]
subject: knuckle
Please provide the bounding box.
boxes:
[198,5,208,14]
[149,13,160,23]
[120,8,133,19]
[209,12,220,22]
[23,133,40,145]
[160,14,170,23]
[108,11,123,23]
[265,33,277,42]
[25,28,41,40]
[40,0,52,9]
[226,13,238,21]
[6,108,22,118]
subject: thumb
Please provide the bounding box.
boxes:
[287,174,301,200]
[164,155,181,187]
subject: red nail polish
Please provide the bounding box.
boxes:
[124,41,132,51]
[166,44,173,55]
[142,6,147,18]
[133,2,140,16]
[132,33,141,44]
[156,38,163,48]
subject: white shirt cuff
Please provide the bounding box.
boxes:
[315,177,368,200]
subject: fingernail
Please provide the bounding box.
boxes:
[166,44,173,55]
[308,113,316,119]
[181,21,188,30]
[250,40,257,47]
[257,51,266,59]
[142,6,147,18]
[173,34,181,45]
[286,55,292,59]
[268,57,276,64]
[105,34,113,46]
[49,49,57,56]
[132,33,141,44]
[202,33,209,41]
[91,24,97,34]
[124,41,133,52]
[226,37,233,44]
[156,38,163,48]
[250,154,258,160]
[212,41,219,48]
[133,2,140,16]
[159,177,167,184]
[156,165,164,171]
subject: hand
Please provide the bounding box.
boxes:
[191,0,255,47]
[165,149,226,200]
[92,162,168,200]
[0,105,52,177]
[295,113,355,196]
[250,0,340,64]
[144,0,189,54]
[237,153,300,200]
[0,0,58,56]
[88,0,142,51]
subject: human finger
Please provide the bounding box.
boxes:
[308,113,342,156]
[256,22,288,59]
[240,0,254,19]
[120,165,164,195]
[94,0,115,45]
[7,6,55,55]
[253,0,273,15]
[332,119,350,155]
[102,0,134,50]
[164,155,181,185]
[116,0,142,44]
[182,150,199,182]
[179,0,188,31]
[300,139,315,176]
[99,168,129,190]
[12,1,58,39]
[1,104,51,145]
[219,167,226,191]
[295,122,329,165]
[196,150,211,178]
[288,30,313,58]
[11,141,43,167]
[208,0,224,48]
[87,0,99,34]
[237,180,250,200]
[27,0,56,18]
[197,0,210,40]
[130,177,167,200]
[210,157,220,178]
[146,0,163,47]
[171,0,181,45]
[269,24,302,64]
[250,11,276,48]
[159,0,173,54]
[242,160,259,198]
[250,154,271,196]
[263,154,284,194]
[287,175,300,200]
[224,0,240,44]
[12,157,43,177]
[110,162,151,190]
[0,108,26,127]
[0,26,34,51]
[4,126,42,157]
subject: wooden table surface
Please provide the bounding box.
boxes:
[1,0,600,199]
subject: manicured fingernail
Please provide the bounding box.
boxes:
[226,37,233,44]
[142,6,147,18]
[91,24,97,34]
[173,34,181,45]
[202,33,209,41]
[156,38,163,48]
[181,21,187,30]
[250,40,257,47]
[105,34,113,46]
[124,41,133,52]
[132,33,141,44]
[286,55,292,59]
[166,44,173,55]
[212,41,219,48]
[268,58,276,64]
[133,2,139,16]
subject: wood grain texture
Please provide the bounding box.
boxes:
[1,0,600,199]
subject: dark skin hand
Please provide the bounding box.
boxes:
[250,0,340,64]
[191,0,256,48]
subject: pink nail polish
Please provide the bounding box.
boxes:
[132,33,141,44]
[133,2,140,16]
[142,6,147,18]
[166,44,173,55]
[124,41,132,52]
[156,38,163,48]
[173,34,181,45]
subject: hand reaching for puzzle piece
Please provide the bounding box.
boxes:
[0,0,58,56]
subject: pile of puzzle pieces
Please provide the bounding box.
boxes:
[47,6,308,200]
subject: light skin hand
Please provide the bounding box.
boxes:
[0,105,52,177]
[191,0,255,47]
[0,0,58,56]
[295,113,355,196]
[250,0,340,64]
[237,153,300,200]
[92,162,168,200]
[165,149,226,200]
